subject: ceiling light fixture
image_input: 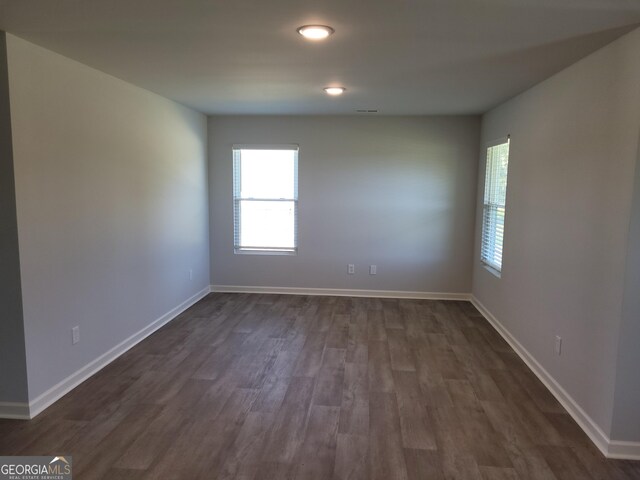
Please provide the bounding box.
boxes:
[324,86,346,96]
[297,25,335,40]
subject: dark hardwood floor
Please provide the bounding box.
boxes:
[1,293,639,479]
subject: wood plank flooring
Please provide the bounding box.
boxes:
[1,293,639,479]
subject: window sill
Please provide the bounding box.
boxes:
[234,248,297,256]
[482,263,502,279]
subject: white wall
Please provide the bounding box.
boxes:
[6,34,210,403]
[472,28,640,442]
[612,135,640,441]
[0,32,28,405]
[209,115,480,294]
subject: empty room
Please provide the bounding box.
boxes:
[1,1,640,479]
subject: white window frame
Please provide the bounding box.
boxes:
[481,136,510,277]
[232,144,298,255]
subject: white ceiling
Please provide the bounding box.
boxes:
[1,0,639,115]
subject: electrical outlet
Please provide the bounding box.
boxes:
[72,326,80,345]
[348,264,355,275]
[370,265,377,275]
[555,335,562,355]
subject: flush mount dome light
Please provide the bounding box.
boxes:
[297,25,335,40]
[324,86,346,96]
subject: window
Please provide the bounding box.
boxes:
[481,137,510,275]
[233,145,298,254]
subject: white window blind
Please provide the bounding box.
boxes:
[481,137,510,274]
[233,145,298,254]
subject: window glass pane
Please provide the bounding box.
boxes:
[484,143,509,206]
[239,200,295,249]
[240,150,296,199]
[481,139,509,272]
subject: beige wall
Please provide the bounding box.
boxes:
[6,34,210,402]
[209,115,480,294]
[472,28,640,440]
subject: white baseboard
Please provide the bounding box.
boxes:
[211,284,471,301]
[470,295,640,460]
[18,286,211,420]
[607,440,640,460]
[0,401,31,420]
